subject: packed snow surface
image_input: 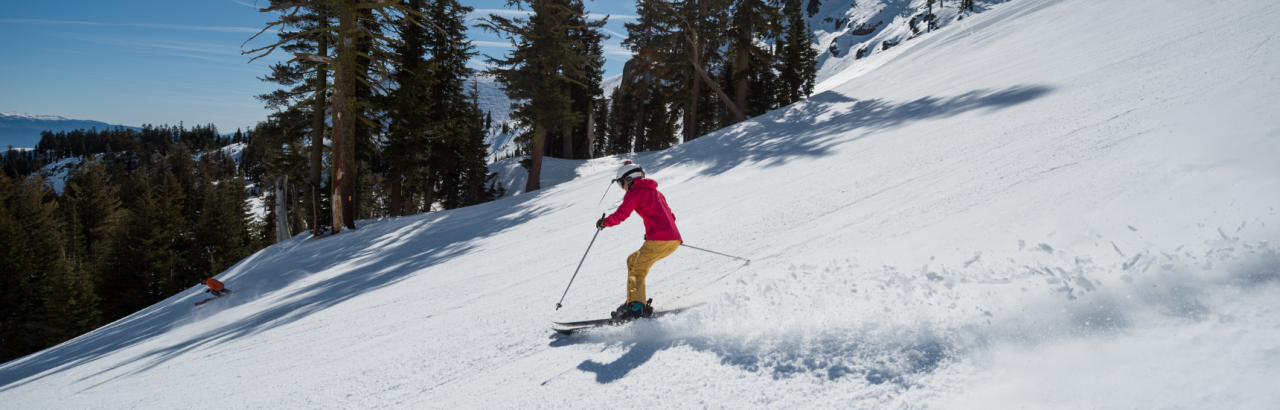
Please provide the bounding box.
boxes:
[4,0,1280,408]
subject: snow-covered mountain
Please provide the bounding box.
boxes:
[808,0,1002,85]
[0,112,141,149]
[4,0,1280,408]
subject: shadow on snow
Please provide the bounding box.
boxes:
[550,328,954,387]
[647,84,1054,179]
[0,193,555,393]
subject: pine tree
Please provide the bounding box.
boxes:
[0,173,23,362]
[480,0,604,192]
[776,4,819,106]
[38,251,100,348]
[725,0,782,119]
[63,160,124,278]
[645,0,744,135]
[150,170,190,298]
[9,175,98,353]
[193,177,256,277]
[248,0,436,234]
[591,96,610,158]
[424,0,494,210]
[606,86,637,155]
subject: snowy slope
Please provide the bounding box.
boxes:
[4,0,1280,408]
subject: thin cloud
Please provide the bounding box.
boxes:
[603,44,633,57]
[64,34,244,57]
[472,40,513,48]
[588,13,639,20]
[465,9,636,21]
[228,0,260,9]
[1,19,268,34]
[229,0,287,16]
[469,9,533,19]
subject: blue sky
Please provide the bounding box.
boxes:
[0,0,636,133]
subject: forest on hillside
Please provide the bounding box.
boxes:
[0,124,260,364]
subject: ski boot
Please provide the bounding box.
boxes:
[609,298,654,323]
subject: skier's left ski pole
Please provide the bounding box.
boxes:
[556,214,605,310]
[596,179,614,206]
[681,243,751,264]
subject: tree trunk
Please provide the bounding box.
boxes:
[634,85,649,153]
[562,86,573,159]
[734,48,749,121]
[687,66,702,141]
[274,175,290,243]
[526,123,545,192]
[404,181,417,214]
[422,174,435,212]
[585,99,595,158]
[331,1,358,234]
[389,173,401,217]
[290,183,304,235]
[310,4,328,237]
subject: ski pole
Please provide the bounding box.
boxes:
[596,179,614,206]
[681,244,750,264]
[556,214,606,310]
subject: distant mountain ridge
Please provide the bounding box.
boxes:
[0,112,141,149]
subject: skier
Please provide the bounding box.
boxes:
[596,161,681,321]
[199,275,232,297]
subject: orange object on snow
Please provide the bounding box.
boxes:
[204,277,225,291]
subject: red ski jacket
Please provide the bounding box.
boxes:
[604,178,682,242]
[204,277,225,291]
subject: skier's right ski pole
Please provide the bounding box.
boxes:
[681,244,750,264]
[556,214,606,310]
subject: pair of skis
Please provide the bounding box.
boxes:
[195,290,234,306]
[552,303,703,336]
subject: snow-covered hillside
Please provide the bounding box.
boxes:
[4,0,1279,408]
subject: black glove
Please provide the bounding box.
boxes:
[596,216,606,230]
[205,289,210,293]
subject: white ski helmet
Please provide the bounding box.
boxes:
[615,161,644,187]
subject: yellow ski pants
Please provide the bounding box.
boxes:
[626,240,680,303]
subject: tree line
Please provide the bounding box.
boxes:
[247,0,819,204]
[243,0,502,239]
[483,0,818,192]
[0,125,261,364]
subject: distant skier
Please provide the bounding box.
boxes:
[596,161,682,320]
[199,275,233,297]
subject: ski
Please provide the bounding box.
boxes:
[552,303,704,336]
[195,290,234,306]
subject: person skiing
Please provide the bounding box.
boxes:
[596,161,681,321]
[199,275,232,297]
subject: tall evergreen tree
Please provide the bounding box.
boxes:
[481,0,604,192]
[605,86,637,155]
[725,0,782,119]
[776,3,819,106]
[248,0,436,233]
[645,0,745,135]
[63,160,124,278]
[423,0,496,209]
[9,175,99,352]
[193,177,257,277]
[0,174,23,362]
